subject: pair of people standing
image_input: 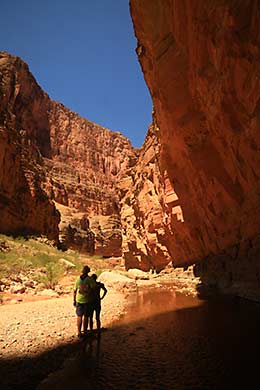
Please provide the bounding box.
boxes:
[73,265,107,338]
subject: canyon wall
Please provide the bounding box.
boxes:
[130,1,260,297]
[44,101,136,256]
[0,52,59,240]
[120,117,186,271]
[0,52,136,255]
[45,100,136,214]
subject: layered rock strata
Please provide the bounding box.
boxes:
[120,120,173,271]
[46,100,137,214]
[130,1,260,297]
[44,101,136,255]
[0,52,59,240]
[0,52,136,255]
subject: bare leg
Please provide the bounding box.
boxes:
[89,313,94,331]
[83,315,89,333]
[77,316,82,335]
[96,307,101,331]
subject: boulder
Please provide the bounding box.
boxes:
[127,268,150,280]
[9,285,26,294]
[98,271,137,292]
[58,258,76,270]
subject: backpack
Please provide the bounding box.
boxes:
[78,278,90,295]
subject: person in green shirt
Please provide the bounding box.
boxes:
[73,265,95,338]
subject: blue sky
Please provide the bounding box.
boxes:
[1,0,152,147]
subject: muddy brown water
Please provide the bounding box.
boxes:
[38,286,260,389]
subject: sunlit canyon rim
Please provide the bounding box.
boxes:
[0,0,260,301]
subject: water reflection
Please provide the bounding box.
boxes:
[38,288,260,389]
[118,287,202,325]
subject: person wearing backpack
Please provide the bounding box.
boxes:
[73,265,95,338]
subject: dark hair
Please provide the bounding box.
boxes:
[82,265,90,274]
[92,273,97,280]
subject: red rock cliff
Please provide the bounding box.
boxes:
[130,1,260,297]
[0,52,59,240]
[44,101,136,256]
[120,117,179,271]
[0,52,136,255]
[46,100,136,215]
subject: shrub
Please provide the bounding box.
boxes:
[37,262,63,290]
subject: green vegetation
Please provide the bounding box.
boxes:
[0,234,109,289]
[35,262,62,290]
[0,235,74,273]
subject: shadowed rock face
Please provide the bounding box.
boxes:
[130,1,260,297]
[2,0,260,302]
[0,52,136,254]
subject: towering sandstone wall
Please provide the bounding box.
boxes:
[130,1,260,297]
[0,52,136,255]
[46,100,136,214]
[120,117,186,272]
[45,100,136,255]
[0,52,59,240]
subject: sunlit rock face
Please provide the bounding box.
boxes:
[130,1,260,297]
[120,119,180,272]
[0,52,59,241]
[44,101,136,256]
[0,52,136,255]
[46,100,137,215]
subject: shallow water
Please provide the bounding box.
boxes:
[38,287,260,389]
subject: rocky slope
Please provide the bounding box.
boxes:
[0,51,136,255]
[130,1,260,298]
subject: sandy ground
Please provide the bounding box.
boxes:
[0,289,132,389]
[0,272,198,389]
[0,272,198,360]
[0,290,129,359]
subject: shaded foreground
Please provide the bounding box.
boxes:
[36,289,260,390]
[0,340,79,390]
[0,290,128,390]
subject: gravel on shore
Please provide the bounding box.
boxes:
[0,290,129,359]
[0,290,130,389]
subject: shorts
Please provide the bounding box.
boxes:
[76,302,94,317]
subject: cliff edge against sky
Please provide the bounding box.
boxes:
[129,0,260,299]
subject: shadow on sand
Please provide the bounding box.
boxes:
[1,289,260,390]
